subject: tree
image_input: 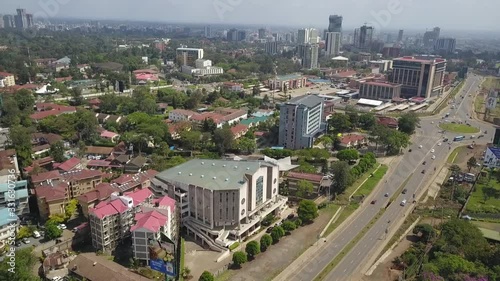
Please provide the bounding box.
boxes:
[44,220,63,240]
[297,200,319,223]
[236,137,256,154]
[252,85,260,96]
[213,126,234,155]
[336,149,359,162]
[245,241,260,259]
[281,220,296,233]
[330,161,351,195]
[9,125,34,168]
[198,271,214,281]
[359,113,376,130]
[232,251,248,268]
[65,199,79,219]
[180,130,202,150]
[202,118,217,133]
[270,226,285,243]
[16,226,34,239]
[296,180,314,198]
[50,141,66,163]
[328,114,352,133]
[449,164,461,175]
[260,234,273,251]
[467,157,477,172]
[398,112,420,135]
[181,267,193,280]
[71,87,84,106]
[0,247,40,281]
[346,111,359,127]
[413,223,436,242]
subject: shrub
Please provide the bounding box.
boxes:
[232,251,248,268]
[260,234,273,251]
[245,241,260,258]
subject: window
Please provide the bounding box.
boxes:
[241,198,245,205]
[256,176,264,205]
[241,209,245,216]
[274,178,277,184]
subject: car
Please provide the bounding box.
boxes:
[422,170,426,174]
[371,200,377,204]
[419,145,423,149]
[422,161,426,165]
[468,144,474,149]
[287,214,295,220]
[438,142,441,146]
[266,227,274,233]
[58,224,67,230]
[384,193,389,197]
[431,121,434,124]
[408,149,412,152]
[22,238,30,244]
[430,149,435,153]
[402,189,408,194]
[52,277,63,281]
[15,241,22,247]
[33,231,41,238]
[443,138,449,142]
[400,199,407,206]
[431,155,436,159]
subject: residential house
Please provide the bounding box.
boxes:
[32,133,64,146]
[377,116,399,129]
[111,170,158,193]
[285,171,329,197]
[167,121,191,140]
[0,72,15,87]
[53,157,82,173]
[32,144,51,157]
[222,82,243,92]
[23,156,54,174]
[30,103,77,122]
[230,124,249,139]
[168,109,197,122]
[85,146,114,160]
[157,103,168,114]
[339,134,367,149]
[77,183,119,218]
[124,156,148,174]
[88,98,101,110]
[35,182,69,220]
[95,114,125,125]
[42,250,76,280]
[100,130,120,143]
[31,170,62,187]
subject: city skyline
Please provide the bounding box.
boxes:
[1,0,499,31]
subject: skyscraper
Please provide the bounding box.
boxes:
[26,14,33,28]
[298,43,319,69]
[309,28,319,43]
[397,30,404,42]
[3,15,15,29]
[354,25,374,50]
[258,28,266,39]
[227,28,238,41]
[423,27,440,48]
[328,15,343,32]
[434,38,456,54]
[325,32,341,57]
[265,41,278,55]
[297,28,310,44]
[204,25,212,38]
[15,9,27,30]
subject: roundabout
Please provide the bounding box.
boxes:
[438,123,480,134]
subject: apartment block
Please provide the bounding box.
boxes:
[152,159,288,251]
[176,47,204,67]
[0,72,15,87]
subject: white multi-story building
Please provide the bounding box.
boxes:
[278,95,325,150]
[176,47,204,67]
[168,109,197,122]
[0,72,15,87]
[181,59,224,76]
[325,32,341,57]
[131,196,177,264]
[152,159,288,251]
[0,208,17,245]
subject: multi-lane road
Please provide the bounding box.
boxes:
[276,74,494,281]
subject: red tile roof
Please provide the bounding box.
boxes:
[287,172,324,183]
[90,188,152,219]
[35,182,68,202]
[340,134,366,145]
[57,157,81,172]
[100,130,118,139]
[61,169,103,182]
[77,183,118,203]
[230,124,248,136]
[130,210,168,232]
[153,196,176,211]
[86,160,111,167]
[30,105,76,120]
[377,116,399,127]
[124,188,153,207]
[31,170,61,184]
[0,72,14,77]
[33,144,51,152]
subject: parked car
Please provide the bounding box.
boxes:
[15,241,22,247]
[266,227,274,233]
[400,199,407,206]
[287,214,295,220]
[370,200,377,204]
[33,231,41,238]
[402,189,408,194]
[22,238,30,244]
[384,193,389,197]
[58,224,67,230]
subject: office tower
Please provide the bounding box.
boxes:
[390,56,447,98]
[26,14,33,28]
[237,30,246,41]
[15,9,27,30]
[3,15,15,29]
[434,38,456,54]
[227,28,238,41]
[423,27,440,48]
[265,41,278,55]
[204,25,212,38]
[279,95,324,150]
[285,33,292,43]
[397,29,404,42]
[298,43,319,69]
[297,28,310,44]
[258,28,266,39]
[0,15,3,29]
[176,47,204,67]
[354,25,374,50]
[328,15,343,32]
[309,28,319,43]
[325,32,341,57]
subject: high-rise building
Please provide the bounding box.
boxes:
[26,14,33,28]
[0,15,3,29]
[328,15,343,32]
[176,47,204,67]
[325,32,341,57]
[204,25,212,38]
[423,27,440,48]
[298,43,319,69]
[354,25,374,50]
[15,9,27,30]
[237,30,247,41]
[3,15,15,29]
[309,28,319,43]
[297,28,310,44]
[227,28,238,41]
[390,56,447,99]
[279,95,325,150]
[258,28,266,39]
[434,38,456,54]
[397,29,404,42]
[265,41,278,55]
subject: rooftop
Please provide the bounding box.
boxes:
[286,94,323,108]
[68,253,150,281]
[286,171,324,183]
[488,146,500,159]
[130,210,167,232]
[155,159,274,191]
[275,74,304,81]
[56,157,81,172]
[340,134,366,144]
[77,183,118,203]
[357,98,383,107]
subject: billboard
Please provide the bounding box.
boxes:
[150,259,175,277]
[486,90,498,110]
[493,127,500,147]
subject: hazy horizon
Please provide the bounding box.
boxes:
[1,0,499,32]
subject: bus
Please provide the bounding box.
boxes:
[453,136,465,141]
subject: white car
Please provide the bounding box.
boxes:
[438,142,442,146]
[58,224,67,230]
[430,149,435,153]
[431,155,436,159]
[419,145,423,149]
[400,199,407,206]
[33,231,41,238]
[431,121,434,124]
[52,277,63,281]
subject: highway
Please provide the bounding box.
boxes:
[276,73,494,281]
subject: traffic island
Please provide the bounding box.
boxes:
[439,123,480,134]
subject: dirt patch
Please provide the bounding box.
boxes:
[452,144,485,171]
[219,209,334,281]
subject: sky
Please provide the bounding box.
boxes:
[1,0,499,31]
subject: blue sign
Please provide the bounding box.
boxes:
[150,259,175,277]
[150,259,167,274]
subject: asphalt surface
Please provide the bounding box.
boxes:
[280,73,494,281]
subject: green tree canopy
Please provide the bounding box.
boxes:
[398,112,420,135]
[296,180,314,198]
[213,126,234,155]
[245,241,260,258]
[0,247,40,281]
[330,161,352,195]
[198,271,215,281]
[270,226,285,243]
[297,200,319,223]
[232,251,248,267]
[260,234,273,251]
[50,141,66,163]
[336,149,359,162]
[328,113,352,133]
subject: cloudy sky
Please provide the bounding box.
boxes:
[1,0,499,31]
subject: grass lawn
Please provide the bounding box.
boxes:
[354,165,389,197]
[343,164,381,197]
[482,77,500,90]
[322,203,359,237]
[447,146,464,163]
[475,96,485,114]
[466,174,500,214]
[439,123,480,134]
[472,221,500,232]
